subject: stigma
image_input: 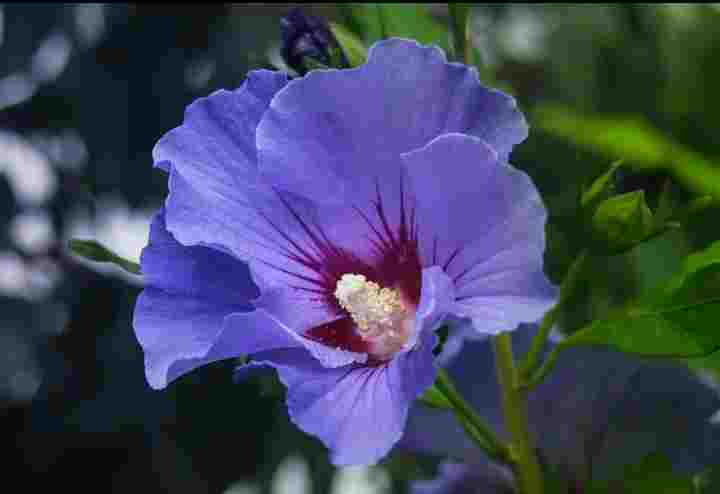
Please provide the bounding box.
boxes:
[334,274,414,360]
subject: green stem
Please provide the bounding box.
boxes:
[493,333,544,494]
[521,345,563,392]
[520,250,589,380]
[434,368,512,464]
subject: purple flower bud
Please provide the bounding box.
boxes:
[280,8,349,74]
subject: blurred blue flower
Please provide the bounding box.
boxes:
[405,325,720,492]
[133,39,555,465]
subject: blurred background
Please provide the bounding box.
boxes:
[2,4,720,492]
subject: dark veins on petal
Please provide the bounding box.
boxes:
[257,179,424,359]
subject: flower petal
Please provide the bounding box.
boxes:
[402,133,556,335]
[154,70,366,303]
[134,210,260,389]
[135,210,349,388]
[257,38,526,210]
[244,329,437,466]
[155,69,307,268]
[406,266,455,350]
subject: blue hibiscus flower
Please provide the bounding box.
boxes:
[133,39,556,466]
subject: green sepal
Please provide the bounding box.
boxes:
[329,22,368,67]
[581,160,623,213]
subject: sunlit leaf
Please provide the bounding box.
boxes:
[534,105,720,200]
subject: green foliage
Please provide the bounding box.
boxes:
[328,22,368,67]
[68,239,141,275]
[526,241,720,389]
[564,240,720,357]
[588,454,694,493]
[534,105,720,200]
[338,4,450,52]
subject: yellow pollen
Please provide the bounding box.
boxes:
[334,274,406,337]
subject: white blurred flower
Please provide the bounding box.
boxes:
[0,250,61,301]
[74,3,106,49]
[271,456,312,494]
[0,131,57,206]
[31,32,72,83]
[10,209,55,255]
[330,466,392,494]
[222,455,392,494]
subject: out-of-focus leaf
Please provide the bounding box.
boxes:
[694,466,720,494]
[534,105,720,199]
[338,4,450,52]
[589,454,693,493]
[590,190,655,254]
[69,239,141,275]
[329,22,368,67]
[448,4,471,63]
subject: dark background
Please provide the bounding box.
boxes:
[2,4,720,493]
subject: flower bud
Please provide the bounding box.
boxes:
[590,190,656,254]
[280,8,349,75]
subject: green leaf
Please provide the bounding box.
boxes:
[589,454,694,493]
[525,242,720,389]
[338,4,450,52]
[566,241,720,357]
[68,239,141,275]
[590,190,655,254]
[329,22,368,67]
[534,105,720,200]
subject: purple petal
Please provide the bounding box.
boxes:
[255,39,526,264]
[223,309,366,369]
[135,211,349,388]
[257,38,525,208]
[402,133,557,335]
[245,330,437,466]
[134,210,258,389]
[153,70,367,308]
[407,266,455,349]
[155,69,313,271]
